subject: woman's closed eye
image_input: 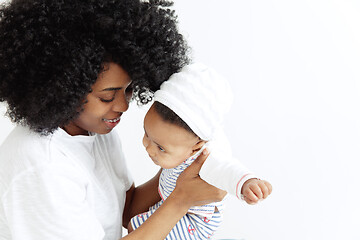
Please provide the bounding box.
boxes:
[100,97,115,103]
[99,92,116,103]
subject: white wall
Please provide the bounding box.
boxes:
[170,1,360,239]
[1,1,359,239]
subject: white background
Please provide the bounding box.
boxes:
[1,0,359,239]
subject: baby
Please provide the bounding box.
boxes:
[129,63,272,239]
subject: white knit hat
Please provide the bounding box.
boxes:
[154,63,233,140]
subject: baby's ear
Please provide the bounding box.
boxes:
[192,140,207,153]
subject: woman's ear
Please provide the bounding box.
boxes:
[191,140,207,154]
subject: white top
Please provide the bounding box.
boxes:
[0,126,133,240]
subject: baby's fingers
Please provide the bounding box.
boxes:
[242,187,259,204]
[265,181,273,195]
[258,182,269,199]
[241,178,272,204]
[250,184,263,200]
[260,180,272,199]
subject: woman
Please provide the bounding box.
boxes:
[0,0,225,239]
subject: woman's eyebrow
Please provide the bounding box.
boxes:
[101,87,123,92]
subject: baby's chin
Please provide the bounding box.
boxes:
[162,159,189,170]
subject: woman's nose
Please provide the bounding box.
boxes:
[112,92,129,113]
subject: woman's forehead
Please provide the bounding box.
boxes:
[92,63,131,91]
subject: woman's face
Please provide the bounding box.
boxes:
[63,62,133,136]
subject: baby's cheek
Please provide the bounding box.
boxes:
[162,157,179,169]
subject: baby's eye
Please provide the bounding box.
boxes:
[158,146,165,152]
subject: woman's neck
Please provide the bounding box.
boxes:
[61,124,89,136]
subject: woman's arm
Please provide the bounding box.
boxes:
[122,169,162,227]
[121,149,226,240]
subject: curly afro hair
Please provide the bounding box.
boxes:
[0,0,190,134]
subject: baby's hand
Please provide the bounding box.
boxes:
[241,178,272,205]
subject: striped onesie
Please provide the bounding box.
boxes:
[130,147,224,239]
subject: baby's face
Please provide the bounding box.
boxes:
[143,104,202,169]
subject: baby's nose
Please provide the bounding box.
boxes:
[142,135,149,148]
[145,145,155,157]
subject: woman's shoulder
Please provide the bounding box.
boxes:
[0,126,76,199]
[0,125,73,183]
[0,125,52,158]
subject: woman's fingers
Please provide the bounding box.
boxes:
[182,148,209,177]
[174,148,226,206]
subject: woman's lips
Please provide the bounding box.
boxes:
[103,116,121,129]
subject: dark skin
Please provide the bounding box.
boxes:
[123,169,162,227]
[63,63,133,136]
[63,62,226,239]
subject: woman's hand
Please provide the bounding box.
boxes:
[172,149,227,209]
[241,178,272,204]
[122,149,225,240]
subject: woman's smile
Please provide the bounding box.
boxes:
[103,115,122,129]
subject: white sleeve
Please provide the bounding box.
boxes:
[2,164,105,240]
[199,129,258,199]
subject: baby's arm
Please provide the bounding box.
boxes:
[199,129,272,204]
